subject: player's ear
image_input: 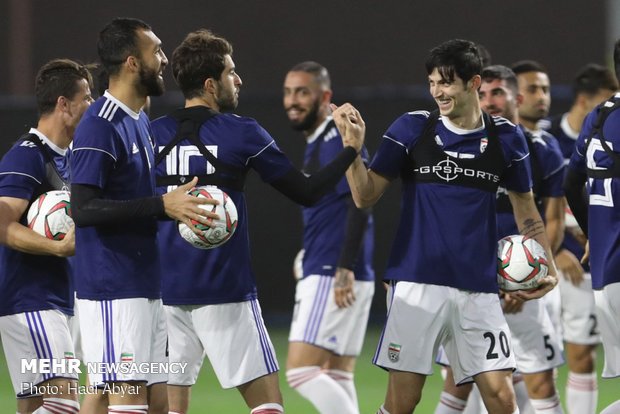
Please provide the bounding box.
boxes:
[205,78,217,95]
[56,95,69,113]
[469,75,482,91]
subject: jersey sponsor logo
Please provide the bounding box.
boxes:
[387,342,401,362]
[414,157,500,183]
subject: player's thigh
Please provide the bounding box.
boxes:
[339,280,375,356]
[196,299,279,389]
[594,283,620,378]
[164,305,205,386]
[0,309,78,397]
[559,272,600,345]
[374,282,451,375]
[447,291,516,385]
[504,298,564,373]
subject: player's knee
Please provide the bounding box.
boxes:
[481,385,516,413]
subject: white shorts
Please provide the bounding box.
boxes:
[69,294,82,362]
[0,309,78,397]
[374,282,516,385]
[77,298,167,387]
[165,299,279,389]
[594,282,620,378]
[558,271,600,345]
[289,275,374,356]
[503,298,564,373]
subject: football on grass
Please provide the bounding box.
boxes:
[27,190,73,240]
[497,235,548,291]
[178,186,238,249]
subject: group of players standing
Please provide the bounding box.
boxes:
[0,15,618,414]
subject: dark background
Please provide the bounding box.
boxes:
[0,0,613,318]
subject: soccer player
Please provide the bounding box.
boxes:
[332,39,558,414]
[564,38,620,414]
[543,63,617,414]
[435,65,566,414]
[0,58,93,414]
[282,61,375,414]
[70,18,211,414]
[151,30,361,414]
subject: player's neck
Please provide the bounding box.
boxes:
[35,114,71,149]
[519,117,538,131]
[107,80,148,113]
[185,96,219,112]
[446,107,482,130]
[566,107,585,133]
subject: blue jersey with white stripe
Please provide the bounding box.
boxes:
[496,126,564,237]
[152,109,295,305]
[0,129,72,316]
[369,111,531,293]
[70,92,160,300]
[568,99,620,289]
[300,118,374,281]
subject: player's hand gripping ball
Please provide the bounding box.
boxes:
[27,190,73,240]
[178,186,238,249]
[497,235,548,291]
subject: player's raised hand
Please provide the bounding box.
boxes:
[162,177,219,235]
[512,273,558,301]
[334,267,356,308]
[330,103,365,153]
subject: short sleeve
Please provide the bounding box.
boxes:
[71,117,118,188]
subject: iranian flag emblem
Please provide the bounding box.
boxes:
[120,353,134,363]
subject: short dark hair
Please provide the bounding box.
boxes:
[511,60,547,76]
[97,17,151,76]
[35,59,93,116]
[288,61,331,89]
[572,63,618,98]
[425,39,482,83]
[172,29,233,100]
[481,65,519,96]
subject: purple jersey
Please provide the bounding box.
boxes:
[496,127,565,237]
[300,118,374,281]
[0,129,72,316]
[568,96,620,289]
[152,108,295,305]
[370,111,531,293]
[70,92,160,300]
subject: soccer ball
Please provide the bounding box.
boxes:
[177,186,238,249]
[497,235,548,291]
[26,190,73,240]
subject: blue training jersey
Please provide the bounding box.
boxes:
[152,107,296,305]
[496,126,564,237]
[370,111,531,293]
[300,117,374,281]
[568,97,620,289]
[0,129,73,316]
[70,92,161,300]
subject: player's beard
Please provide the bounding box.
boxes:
[137,65,165,97]
[216,84,239,113]
[288,99,320,132]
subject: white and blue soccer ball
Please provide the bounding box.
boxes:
[177,186,238,249]
[497,234,548,291]
[27,190,73,240]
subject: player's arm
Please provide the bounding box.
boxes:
[0,196,74,257]
[71,178,214,234]
[269,147,358,206]
[334,199,371,308]
[331,103,391,208]
[541,196,564,254]
[563,167,588,235]
[507,190,558,300]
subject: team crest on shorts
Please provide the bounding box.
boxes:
[388,343,401,362]
[120,352,134,363]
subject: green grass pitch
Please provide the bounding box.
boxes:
[1,325,618,412]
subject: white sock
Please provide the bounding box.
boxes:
[377,405,391,414]
[435,391,467,413]
[250,403,284,413]
[566,371,597,414]
[326,369,359,408]
[287,366,358,414]
[530,394,563,414]
[108,405,148,413]
[33,398,80,413]
[601,400,620,414]
[513,374,534,414]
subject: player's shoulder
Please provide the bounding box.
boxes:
[489,114,518,134]
[385,110,431,141]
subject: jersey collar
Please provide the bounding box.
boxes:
[104,90,141,120]
[306,116,333,144]
[28,128,67,156]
